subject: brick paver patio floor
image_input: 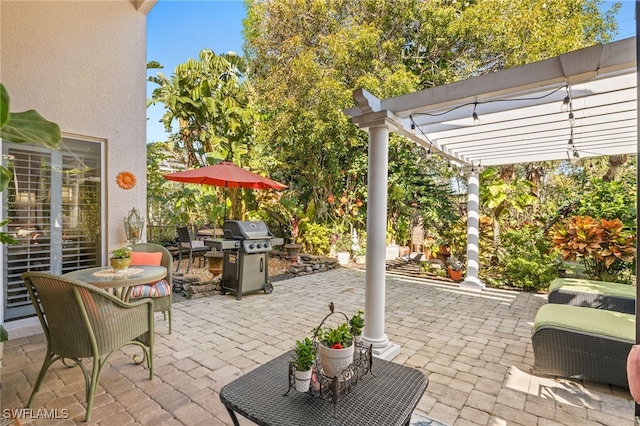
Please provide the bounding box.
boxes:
[1,268,634,425]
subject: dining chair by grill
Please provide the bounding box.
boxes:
[22,272,154,422]
[130,242,173,333]
[176,225,210,273]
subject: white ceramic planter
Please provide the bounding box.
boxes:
[319,343,354,378]
[294,369,312,392]
[385,244,399,260]
[336,251,350,265]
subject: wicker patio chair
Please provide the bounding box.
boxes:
[130,242,173,333]
[176,225,210,273]
[22,272,154,422]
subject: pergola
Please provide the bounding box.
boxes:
[344,37,637,359]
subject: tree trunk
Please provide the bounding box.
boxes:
[525,162,544,198]
[603,155,627,182]
[500,165,515,183]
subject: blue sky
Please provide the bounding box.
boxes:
[146,0,636,143]
[146,0,246,143]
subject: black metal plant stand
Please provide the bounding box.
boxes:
[285,307,374,419]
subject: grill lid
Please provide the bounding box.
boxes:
[222,220,273,240]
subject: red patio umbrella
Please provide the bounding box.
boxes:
[163,161,287,219]
[163,161,287,190]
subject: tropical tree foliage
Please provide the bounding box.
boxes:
[146,142,227,235]
[148,50,255,168]
[145,0,632,290]
[243,0,619,245]
[412,0,619,85]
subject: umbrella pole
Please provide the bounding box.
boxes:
[223,184,228,221]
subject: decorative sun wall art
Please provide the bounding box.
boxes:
[116,171,137,190]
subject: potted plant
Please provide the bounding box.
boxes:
[354,247,366,265]
[316,321,353,378]
[109,246,131,273]
[277,196,311,263]
[446,255,464,281]
[291,337,316,392]
[349,309,365,344]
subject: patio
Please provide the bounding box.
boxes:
[2,267,634,425]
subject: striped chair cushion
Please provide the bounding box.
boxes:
[130,279,171,299]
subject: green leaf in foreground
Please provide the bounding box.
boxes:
[1,109,61,149]
[0,84,9,128]
[0,166,11,192]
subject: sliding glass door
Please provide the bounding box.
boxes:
[2,137,104,321]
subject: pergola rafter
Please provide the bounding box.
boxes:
[346,37,636,167]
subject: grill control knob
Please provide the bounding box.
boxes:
[264,241,270,248]
[256,243,262,249]
[249,244,255,249]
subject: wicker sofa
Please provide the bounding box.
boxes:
[532,303,634,387]
[548,277,636,314]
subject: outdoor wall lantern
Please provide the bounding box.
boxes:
[124,207,144,245]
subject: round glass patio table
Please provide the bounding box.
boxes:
[63,265,167,302]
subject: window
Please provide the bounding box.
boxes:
[2,136,104,320]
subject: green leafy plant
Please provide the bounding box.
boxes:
[441,219,468,264]
[349,309,365,337]
[334,233,352,253]
[297,222,332,255]
[291,337,316,371]
[316,322,352,349]
[423,237,440,258]
[0,84,61,152]
[498,226,559,291]
[434,268,448,278]
[110,247,131,259]
[447,255,464,271]
[262,196,314,244]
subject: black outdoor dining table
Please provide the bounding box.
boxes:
[219,350,428,426]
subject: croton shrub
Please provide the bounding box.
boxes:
[551,216,636,282]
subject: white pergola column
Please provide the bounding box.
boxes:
[362,124,400,360]
[460,169,485,290]
[345,89,404,360]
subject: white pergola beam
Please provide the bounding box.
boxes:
[382,38,635,119]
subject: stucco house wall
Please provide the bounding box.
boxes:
[0,0,156,333]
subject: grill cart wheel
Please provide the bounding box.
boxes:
[264,283,273,294]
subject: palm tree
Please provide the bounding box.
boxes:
[147,49,255,168]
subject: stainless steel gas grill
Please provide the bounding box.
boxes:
[207,220,283,300]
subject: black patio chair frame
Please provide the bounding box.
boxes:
[176,225,210,273]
